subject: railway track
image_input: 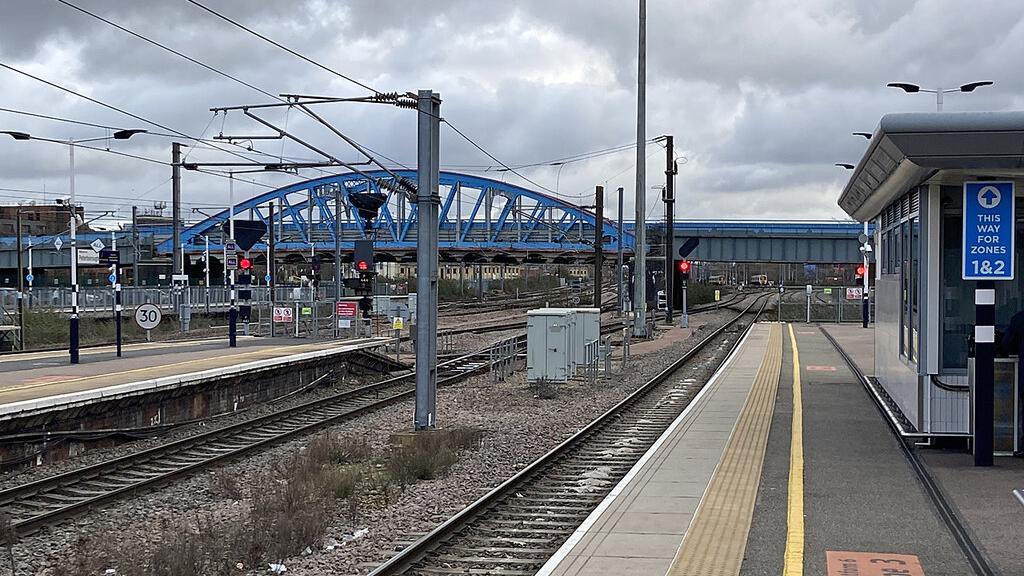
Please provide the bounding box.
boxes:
[0,337,527,536]
[442,294,618,336]
[368,293,771,576]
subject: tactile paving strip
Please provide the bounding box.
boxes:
[666,322,784,576]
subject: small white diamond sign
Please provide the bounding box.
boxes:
[90,239,105,252]
[54,237,64,250]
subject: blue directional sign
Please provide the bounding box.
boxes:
[264,274,272,282]
[963,181,1015,280]
[24,273,33,283]
[108,273,117,284]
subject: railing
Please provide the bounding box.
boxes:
[581,338,602,385]
[489,336,520,384]
[2,285,411,315]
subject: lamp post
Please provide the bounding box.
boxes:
[886,81,994,111]
[2,129,146,363]
[835,162,872,328]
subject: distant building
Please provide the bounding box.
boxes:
[0,204,88,236]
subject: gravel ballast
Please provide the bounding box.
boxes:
[10,306,750,576]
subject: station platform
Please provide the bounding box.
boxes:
[0,336,392,418]
[538,322,983,576]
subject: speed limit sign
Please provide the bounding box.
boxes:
[134,303,162,330]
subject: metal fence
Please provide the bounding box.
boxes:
[0,285,399,315]
[778,285,875,324]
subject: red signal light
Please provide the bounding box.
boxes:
[356,260,369,272]
[678,260,691,273]
[856,265,866,276]
[239,258,252,270]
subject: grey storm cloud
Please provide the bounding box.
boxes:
[1,0,1024,223]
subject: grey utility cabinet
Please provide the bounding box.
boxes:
[527,309,576,383]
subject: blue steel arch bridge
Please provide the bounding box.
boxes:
[160,170,634,264]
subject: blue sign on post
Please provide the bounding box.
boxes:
[24,273,33,283]
[963,181,1015,280]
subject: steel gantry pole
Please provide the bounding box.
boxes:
[132,206,140,286]
[633,0,648,337]
[204,235,210,314]
[113,232,122,357]
[68,140,80,364]
[663,135,675,325]
[16,210,24,349]
[228,173,237,348]
[335,186,343,337]
[268,200,276,336]
[594,186,604,308]
[172,143,183,276]
[414,90,441,431]
[617,186,624,313]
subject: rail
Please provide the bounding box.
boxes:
[0,335,527,535]
[367,293,771,575]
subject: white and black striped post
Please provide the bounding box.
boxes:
[974,280,995,467]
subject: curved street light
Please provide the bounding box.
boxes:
[1,128,147,364]
[886,81,994,111]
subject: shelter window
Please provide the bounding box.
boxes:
[939,185,1024,371]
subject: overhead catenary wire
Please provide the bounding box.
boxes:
[0,61,297,169]
[0,106,329,165]
[54,0,409,176]
[177,0,568,198]
[184,0,380,96]
[56,0,281,102]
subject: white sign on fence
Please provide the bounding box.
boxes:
[846,287,864,300]
[273,306,294,323]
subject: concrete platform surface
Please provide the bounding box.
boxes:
[0,336,390,415]
[538,322,777,576]
[537,321,998,576]
[743,325,974,576]
[820,323,875,376]
[822,322,1023,575]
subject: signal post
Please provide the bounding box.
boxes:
[677,259,691,328]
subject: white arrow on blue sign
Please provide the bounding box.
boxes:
[264,274,272,282]
[25,273,33,283]
[963,181,1015,280]
[108,273,117,283]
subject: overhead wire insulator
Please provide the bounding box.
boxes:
[376,176,418,197]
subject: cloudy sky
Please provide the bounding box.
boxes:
[1,0,1023,227]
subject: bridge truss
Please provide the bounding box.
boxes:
[161,170,634,263]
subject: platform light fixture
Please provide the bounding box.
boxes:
[886,81,994,111]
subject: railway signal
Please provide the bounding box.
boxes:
[678,260,692,282]
[856,264,866,277]
[354,239,374,273]
[239,257,252,271]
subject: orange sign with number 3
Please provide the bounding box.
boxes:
[826,551,925,576]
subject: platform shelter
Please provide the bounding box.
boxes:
[840,111,1024,451]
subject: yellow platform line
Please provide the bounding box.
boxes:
[667,323,783,576]
[783,323,805,575]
